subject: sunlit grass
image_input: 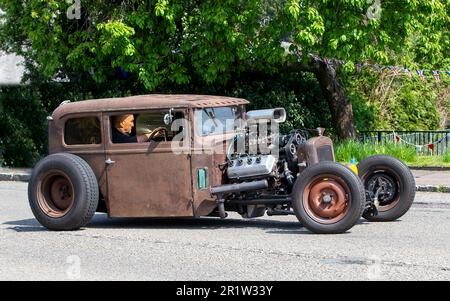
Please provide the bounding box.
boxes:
[409,156,450,167]
[335,140,416,163]
[335,140,450,167]
[443,150,450,163]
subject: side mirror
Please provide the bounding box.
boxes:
[163,108,174,125]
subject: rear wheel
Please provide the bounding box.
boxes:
[292,162,365,234]
[28,153,99,230]
[358,155,415,221]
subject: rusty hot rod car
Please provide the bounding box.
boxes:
[28,94,415,234]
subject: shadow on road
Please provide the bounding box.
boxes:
[89,214,313,234]
[3,213,315,234]
[3,218,46,232]
[4,214,372,235]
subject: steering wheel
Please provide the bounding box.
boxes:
[147,127,168,142]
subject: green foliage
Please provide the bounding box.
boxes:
[347,69,450,131]
[0,0,447,89]
[335,140,417,164]
[443,150,450,164]
[0,87,47,167]
[437,186,447,193]
[406,156,450,167]
[227,73,332,134]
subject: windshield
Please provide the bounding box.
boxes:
[195,106,243,136]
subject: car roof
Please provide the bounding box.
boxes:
[52,94,250,119]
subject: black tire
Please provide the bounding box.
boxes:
[292,162,365,234]
[358,155,415,222]
[28,153,99,230]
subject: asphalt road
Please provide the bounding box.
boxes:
[0,181,449,281]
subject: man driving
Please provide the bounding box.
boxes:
[112,114,151,143]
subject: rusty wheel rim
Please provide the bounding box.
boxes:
[303,175,351,224]
[37,170,75,218]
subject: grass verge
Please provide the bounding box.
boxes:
[335,140,450,167]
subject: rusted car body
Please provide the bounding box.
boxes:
[28,94,416,234]
[48,95,249,218]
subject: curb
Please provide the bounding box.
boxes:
[1,172,450,193]
[409,166,450,171]
[416,185,450,193]
[0,173,30,182]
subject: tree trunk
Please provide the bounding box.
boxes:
[315,62,358,139]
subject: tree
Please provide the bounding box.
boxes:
[1,0,448,138]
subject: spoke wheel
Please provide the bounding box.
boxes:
[365,172,400,212]
[358,155,415,222]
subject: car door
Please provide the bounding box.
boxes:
[103,109,193,217]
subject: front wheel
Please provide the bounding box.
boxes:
[358,155,415,222]
[292,162,365,234]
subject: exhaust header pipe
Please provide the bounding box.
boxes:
[246,108,286,123]
[210,179,268,195]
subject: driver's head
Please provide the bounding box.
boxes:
[113,114,134,134]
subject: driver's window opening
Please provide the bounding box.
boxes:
[110,111,185,144]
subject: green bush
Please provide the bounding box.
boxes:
[226,73,332,134]
[345,70,448,131]
[0,87,48,167]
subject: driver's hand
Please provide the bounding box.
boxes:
[137,132,152,143]
[152,131,162,137]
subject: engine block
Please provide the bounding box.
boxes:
[227,155,277,180]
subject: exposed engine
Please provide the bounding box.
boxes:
[226,129,309,187]
[227,155,277,180]
[212,108,334,219]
